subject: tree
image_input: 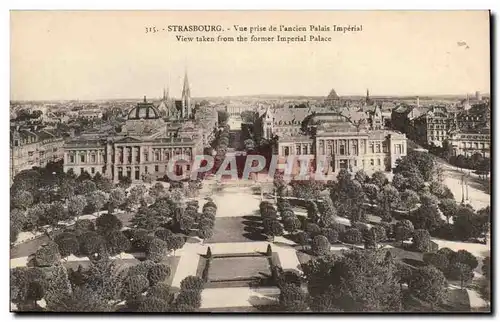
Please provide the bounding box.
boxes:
[137,297,170,312]
[149,183,166,199]
[303,249,401,312]
[86,190,107,215]
[363,183,379,205]
[447,262,474,289]
[391,174,406,192]
[283,215,301,233]
[439,198,458,224]
[412,229,431,252]
[395,220,414,247]
[279,283,309,312]
[296,231,310,250]
[118,176,132,189]
[127,184,147,209]
[122,275,150,300]
[180,276,205,291]
[175,289,202,309]
[363,228,380,250]
[306,200,319,224]
[96,213,123,234]
[429,181,454,200]
[197,226,214,243]
[303,223,319,238]
[79,231,106,258]
[147,238,168,262]
[453,206,489,241]
[76,180,97,196]
[105,231,131,256]
[46,285,112,312]
[147,283,174,303]
[93,173,113,193]
[179,215,195,233]
[412,202,444,232]
[311,235,330,256]
[34,242,61,267]
[68,195,87,220]
[167,234,185,255]
[400,189,420,214]
[11,190,34,210]
[423,252,449,273]
[147,264,171,286]
[482,256,490,280]
[377,185,400,221]
[54,232,79,259]
[74,219,95,232]
[450,250,478,270]
[268,220,284,242]
[321,228,339,244]
[342,228,362,244]
[155,228,173,242]
[408,266,447,310]
[371,171,388,188]
[394,151,437,182]
[354,169,369,184]
[108,188,126,211]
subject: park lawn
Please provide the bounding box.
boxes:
[207,217,266,243]
[208,256,271,281]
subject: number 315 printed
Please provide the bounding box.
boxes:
[145,26,158,33]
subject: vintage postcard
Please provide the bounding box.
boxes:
[10,10,491,313]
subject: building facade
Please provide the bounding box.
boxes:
[10,127,65,181]
[448,130,490,158]
[63,96,205,183]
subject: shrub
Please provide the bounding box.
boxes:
[34,242,61,267]
[412,229,431,252]
[305,223,321,238]
[311,235,330,256]
[180,276,205,291]
[321,228,339,244]
[175,289,202,309]
[342,228,362,244]
[147,264,171,286]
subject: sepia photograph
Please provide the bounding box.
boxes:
[9,10,491,313]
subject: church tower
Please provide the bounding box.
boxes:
[181,70,192,119]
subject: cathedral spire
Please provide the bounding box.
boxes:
[181,68,191,119]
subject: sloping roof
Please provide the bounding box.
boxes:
[325,89,340,100]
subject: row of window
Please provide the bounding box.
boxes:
[461,142,487,149]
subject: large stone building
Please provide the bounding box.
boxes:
[10,126,65,181]
[448,129,490,158]
[254,101,407,177]
[62,71,209,183]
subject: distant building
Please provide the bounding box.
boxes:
[10,126,65,181]
[63,90,210,183]
[448,129,490,158]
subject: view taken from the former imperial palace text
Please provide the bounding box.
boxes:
[10,11,491,313]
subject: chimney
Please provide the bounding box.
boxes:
[416,96,420,108]
[475,91,481,101]
[144,96,147,103]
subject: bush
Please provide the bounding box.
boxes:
[342,228,362,244]
[175,289,202,309]
[423,252,449,273]
[305,223,321,238]
[296,231,310,249]
[34,242,61,267]
[147,264,171,286]
[283,216,302,233]
[321,228,339,244]
[450,250,479,270]
[180,276,205,291]
[311,235,330,256]
[147,283,174,304]
[74,219,95,232]
[154,228,173,242]
[147,238,168,262]
[279,283,309,312]
[54,232,79,258]
[122,275,150,300]
[412,229,431,252]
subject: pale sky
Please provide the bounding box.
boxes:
[10,11,490,100]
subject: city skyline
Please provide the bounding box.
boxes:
[11,11,490,100]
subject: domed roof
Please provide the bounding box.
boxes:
[127,96,161,120]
